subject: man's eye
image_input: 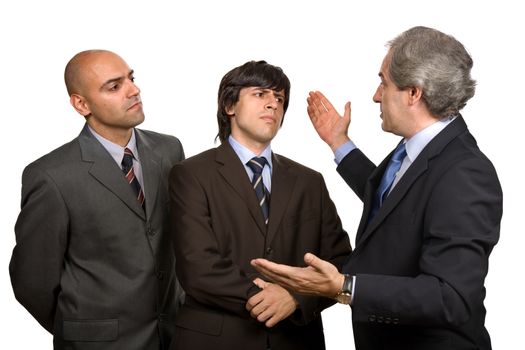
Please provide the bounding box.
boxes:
[109,84,120,91]
[276,97,284,103]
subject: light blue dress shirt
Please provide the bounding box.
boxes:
[88,126,145,193]
[228,135,273,193]
[334,116,456,192]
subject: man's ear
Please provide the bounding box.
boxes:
[407,86,423,106]
[70,94,91,117]
[225,104,235,117]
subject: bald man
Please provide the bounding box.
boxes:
[9,50,185,350]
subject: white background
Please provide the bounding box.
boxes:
[1,1,522,349]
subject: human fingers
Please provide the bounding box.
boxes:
[245,290,264,312]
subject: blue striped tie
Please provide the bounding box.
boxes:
[247,157,270,225]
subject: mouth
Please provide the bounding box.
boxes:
[260,115,277,124]
[127,100,142,111]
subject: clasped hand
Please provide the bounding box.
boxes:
[245,278,298,328]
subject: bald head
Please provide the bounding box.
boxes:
[64,50,122,96]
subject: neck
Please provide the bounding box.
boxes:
[230,135,270,156]
[88,123,133,147]
[402,110,440,140]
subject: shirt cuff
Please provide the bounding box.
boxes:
[334,140,357,165]
[350,275,356,305]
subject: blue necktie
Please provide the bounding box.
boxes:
[369,142,406,220]
[247,157,270,225]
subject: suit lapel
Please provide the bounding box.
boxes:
[355,163,385,244]
[266,154,296,244]
[135,130,162,220]
[78,125,146,220]
[355,116,468,247]
[216,143,268,236]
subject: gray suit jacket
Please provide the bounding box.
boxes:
[10,125,185,350]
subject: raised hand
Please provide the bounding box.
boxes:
[306,91,351,152]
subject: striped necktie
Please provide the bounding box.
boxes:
[121,148,145,208]
[247,157,270,225]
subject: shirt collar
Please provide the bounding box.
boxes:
[404,115,456,162]
[228,135,273,170]
[88,126,139,164]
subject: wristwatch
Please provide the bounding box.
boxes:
[334,274,353,304]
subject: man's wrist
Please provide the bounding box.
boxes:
[330,136,351,153]
[334,274,353,304]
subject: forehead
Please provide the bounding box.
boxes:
[379,50,395,80]
[82,52,130,83]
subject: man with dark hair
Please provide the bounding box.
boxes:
[169,60,351,350]
[10,50,185,350]
[252,27,503,350]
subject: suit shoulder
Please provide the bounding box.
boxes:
[441,130,497,171]
[274,153,323,178]
[26,137,81,172]
[136,128,182,147]
[136,128,184,163]
[177,148,217,168]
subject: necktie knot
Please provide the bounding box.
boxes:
[121,148,135,172]
[391,142,407,165]
[247,157,267,176]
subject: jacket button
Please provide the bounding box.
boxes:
[156,270,165,280]
[385,317,391,324]
[265,247,273,255]
[377,316,384,323]
[368,315,376,323]
[148,229,156,236]
[393,318,399,325]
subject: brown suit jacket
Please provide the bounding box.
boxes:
[169,142,351,350]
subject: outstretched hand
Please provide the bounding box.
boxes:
[306,91,351,152]
[251,253,344,298]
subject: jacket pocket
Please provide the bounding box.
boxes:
[62,319,118,342]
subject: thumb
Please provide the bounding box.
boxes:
[253,277,268,289]
[343,101,351,123]
[304,253,325,271]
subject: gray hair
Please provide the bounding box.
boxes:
[387,26,476,118]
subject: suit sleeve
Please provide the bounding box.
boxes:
[351,155,502,327]
[169,163,260,317]
[336,149,376,201]
[9,163,69,333]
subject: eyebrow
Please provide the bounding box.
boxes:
[274,92,285,100]
[101,69,134,90]
[254,87,285,99]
